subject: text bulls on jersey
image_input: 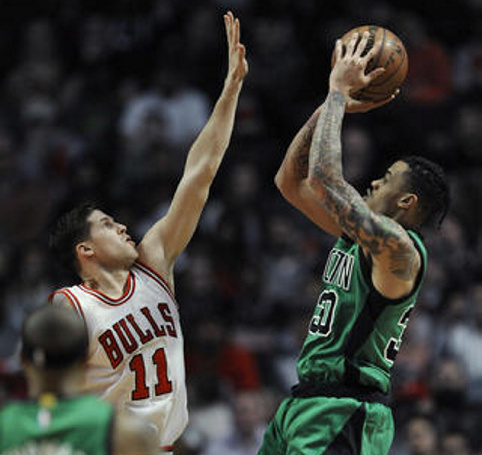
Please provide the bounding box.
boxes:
[98,303,178,368]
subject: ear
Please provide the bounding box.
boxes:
[398,193,418,210]
[76,242,95,261]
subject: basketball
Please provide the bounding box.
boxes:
[331,25,408,102]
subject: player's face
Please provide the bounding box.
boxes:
[363,160,411,216]
[83,210,138,268]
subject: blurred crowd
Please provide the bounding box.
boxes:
[0,0,481,454]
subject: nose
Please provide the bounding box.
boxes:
[117,223,127,234]
[371,178,382,190]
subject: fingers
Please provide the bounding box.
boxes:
[366,66,386,83]
[366,35,382,61]
[334,39,343,63]
[237,43,246,62]
[238,43,248,73]
[370,90,399,108]
[224,11,242,49]
[224,13,231,46]
[355,31,369,58]
[346,32,359,57]
[224,11,235,47]
[234,18,240,46]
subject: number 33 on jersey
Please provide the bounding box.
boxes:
[298,232,426,393]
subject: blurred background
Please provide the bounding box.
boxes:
[0,0,480,454]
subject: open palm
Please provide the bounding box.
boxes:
[224,11,248,83]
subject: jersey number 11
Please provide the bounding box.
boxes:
[129,348,173,400]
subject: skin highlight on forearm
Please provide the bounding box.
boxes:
[309,91,346,186]
[308,91,417,274]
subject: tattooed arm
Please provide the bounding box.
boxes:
[275,105,342,237]
[274,40,395,237]
[307,32,421,299]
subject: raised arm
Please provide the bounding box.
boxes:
[307,32,420,299]
[275,104,342,237]
[137,12,248,285]
[275,54,395,238]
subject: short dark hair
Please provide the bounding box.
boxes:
[400,156,450,229]
[22,306,88,369]
[49,202,97,274]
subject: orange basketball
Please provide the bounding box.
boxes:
[331,25,408,102]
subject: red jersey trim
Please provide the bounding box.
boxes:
[48,289,85,321]
[63,289,86,321]
[160,446,174,452]
[134,261,176,302]
[78,272,136,306]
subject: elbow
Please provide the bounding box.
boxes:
[274,170,295,201]
[274,170,285,192]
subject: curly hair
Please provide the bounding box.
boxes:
[400,156,450,229]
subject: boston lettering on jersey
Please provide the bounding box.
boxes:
[322,248,355,291]
[98,303,177,369]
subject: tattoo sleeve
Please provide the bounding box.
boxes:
[308,91,417,281]
[292,106,325,179]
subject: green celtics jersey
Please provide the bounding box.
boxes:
[0,394,113,455]
[297,231,427,394]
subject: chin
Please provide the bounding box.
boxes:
[130,250,140,262]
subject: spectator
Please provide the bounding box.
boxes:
[441,429,473,455]
[199,390,267,455]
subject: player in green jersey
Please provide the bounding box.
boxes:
[0,306,157,455]
[258,32,449,455]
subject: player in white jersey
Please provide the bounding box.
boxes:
[47,11,248,452]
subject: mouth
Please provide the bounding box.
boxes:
[125,236,136,246]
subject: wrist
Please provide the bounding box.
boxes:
[222,77,243,98]
[329,86,349,98]
[224,73,244,88]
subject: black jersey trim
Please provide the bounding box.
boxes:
[342,231,425,387]
[340,233,354,244]
[343,288,388,386]
[291,381,389,405]
[358,230,426,306]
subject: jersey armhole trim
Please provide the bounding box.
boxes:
[134,261,176,301]
[358,233,426,306]
[48,289,86,320]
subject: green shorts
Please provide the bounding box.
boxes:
[257,396,394,455]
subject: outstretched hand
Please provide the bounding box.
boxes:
[224,11,248,84]
[330,31,386,98]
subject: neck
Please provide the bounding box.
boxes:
[392,210,418,231]
[81,266,131,299]
[27,368,84,398]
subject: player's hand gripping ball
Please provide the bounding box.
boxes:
[331,25,408,102]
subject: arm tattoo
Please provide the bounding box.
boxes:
[309,91,417,281]
[293,106,325,179]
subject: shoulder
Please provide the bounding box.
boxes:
[48,289,83,318]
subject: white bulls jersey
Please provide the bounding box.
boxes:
[49,262,187,449]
